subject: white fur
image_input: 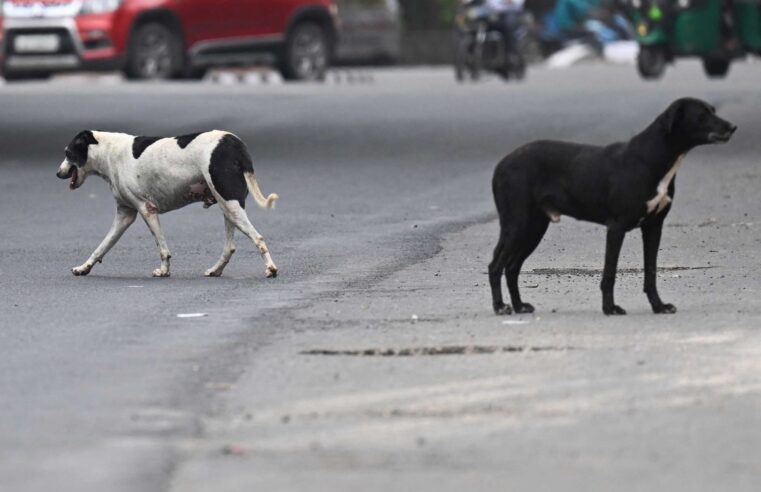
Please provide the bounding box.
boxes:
[62,130,279,278]
[646,154,684,214]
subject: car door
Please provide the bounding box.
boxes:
[251,0,306,37]
[225,0,268,39]
[177,0,249,45]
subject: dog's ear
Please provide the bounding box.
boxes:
[663,100,685,134]
[75,130,99,146]
[66,131,99,167]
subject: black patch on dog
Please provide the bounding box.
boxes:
[65,130,98,167]
[132,136,162,159]
[209,134,254,208]
[176,132,202,149]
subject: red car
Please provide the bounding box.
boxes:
[0,0,339,81]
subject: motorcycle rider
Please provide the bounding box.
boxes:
[485,0,526,57]
[456,0,527,80]
[462,0,525,46]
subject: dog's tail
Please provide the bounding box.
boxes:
[244,171,279,209]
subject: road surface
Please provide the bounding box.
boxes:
[1,63,760,491]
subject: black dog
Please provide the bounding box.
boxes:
[489,98,736,316]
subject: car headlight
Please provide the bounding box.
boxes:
[80,0,123,15]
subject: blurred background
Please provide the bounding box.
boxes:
[2,0,759,82]
[2,0,757,82]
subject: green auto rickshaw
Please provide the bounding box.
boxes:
[628,0,761,79]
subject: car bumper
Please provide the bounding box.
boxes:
[1,16,123,74]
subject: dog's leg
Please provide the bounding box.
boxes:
[642,218,677,314]
[205,217,236,277]
[139,205,171,278]
[601,224,627,315]
[489,235,512,315]
[506,216,549,314]
[72,205,137,276]
[219,200,278,278]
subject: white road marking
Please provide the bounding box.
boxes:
[176,313,208,319]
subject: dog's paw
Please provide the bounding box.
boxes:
[653,303,677,314]
[204,268,223,277]
[603,304,627,315]
[152,268,170,278]
[265,265,278,278]
[514,303,535,314]
[71,264,92,276]
[494,303,512,315]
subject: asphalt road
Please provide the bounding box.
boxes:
[1,63,760,492]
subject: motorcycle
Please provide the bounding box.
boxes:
[454,0,529,82]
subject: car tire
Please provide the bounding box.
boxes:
[702,58,730,78]
[637,46,667,80]
[279,22,330,82]
[125,22,183,80]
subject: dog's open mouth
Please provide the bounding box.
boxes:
[708,132,732,144]
[69,167,79,190]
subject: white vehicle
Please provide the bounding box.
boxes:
[335,0,401,63]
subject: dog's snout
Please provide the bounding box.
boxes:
[57,161,75,180]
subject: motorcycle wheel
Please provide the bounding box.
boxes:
[470,41,483,81]
[637,46,667,80]
[511,52,526,81]
[702,58,730,78]
[497,52,525,82]
[454,34,468,83]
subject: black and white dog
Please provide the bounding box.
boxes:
[489,98,736,316]
[57,130,279,278]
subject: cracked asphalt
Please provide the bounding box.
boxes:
[1,64,760,492]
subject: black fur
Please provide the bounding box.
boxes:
[65,130,98,167]
[489,98,736,316]
[209,134,255,208]
[132,136,162,159]
[176,132,202,149]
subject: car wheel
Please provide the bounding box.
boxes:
[279,22,329,81]
[125,22,183,80]
[702,58,730,78]
[637,46,667,80]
